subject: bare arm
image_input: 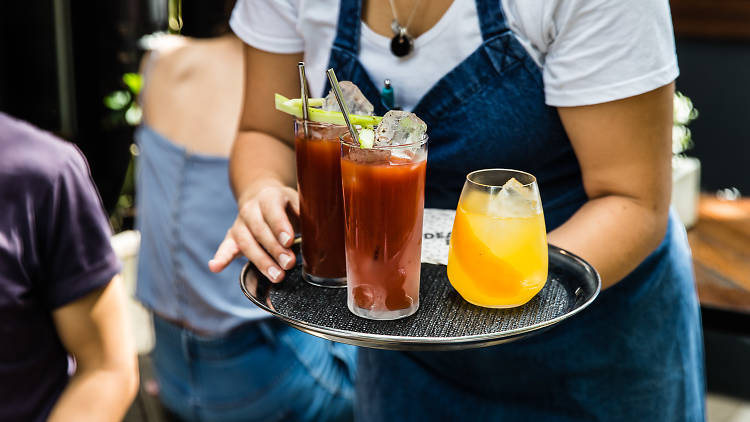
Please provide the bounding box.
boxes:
[231,45,303,200]
[548,83,674,289]
[209,45,303,281]
[47,276,139,422]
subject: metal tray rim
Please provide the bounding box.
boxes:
[239,245,601,349]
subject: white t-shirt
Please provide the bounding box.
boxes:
[230,0,678,110]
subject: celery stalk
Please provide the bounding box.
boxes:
[274,94,382,128]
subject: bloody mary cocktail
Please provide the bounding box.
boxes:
[294,120,348,287]
[340,132,428,320]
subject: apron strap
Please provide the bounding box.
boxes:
[476,0,511,40]
[331,0,363,54]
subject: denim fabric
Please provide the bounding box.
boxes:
[326,0,705,420]
[135,124,267,334]
[138,125,357,421]
[323,2,585,217]
[152,314,357,422]
[355,211,704,421]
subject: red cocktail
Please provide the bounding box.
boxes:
[294,120,348,287]
[340,133,428,319]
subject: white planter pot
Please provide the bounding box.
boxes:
[671,156,701,229]
[110,230,154,354]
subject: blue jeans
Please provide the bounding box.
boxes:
[151,315,357,422]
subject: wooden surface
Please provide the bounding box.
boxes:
[671,0,750,40]
[688,195,750,314]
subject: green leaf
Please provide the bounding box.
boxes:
[673,91,698,125]
[122,73,143,95]
[104,90,132,110]
[125,104,143,126]
[672,125,692,154]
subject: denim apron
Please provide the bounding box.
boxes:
[325,0,706,420]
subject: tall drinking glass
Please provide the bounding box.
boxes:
[340,133,428,320]
[294,120,348,287]
[447,169,548,308]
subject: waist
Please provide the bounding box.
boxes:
[136,124,231,162]
[151,312,279,359]
[152,311,220,337]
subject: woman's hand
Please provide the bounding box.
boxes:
[208,45,303,281]
[210,181,299,282]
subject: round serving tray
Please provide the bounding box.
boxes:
[239,245,600,351]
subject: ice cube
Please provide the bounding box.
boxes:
[499,178,527,198]
[389,147,416,162]
[322,81,374,116]
[374,110,427,147]
[488,177,540,217]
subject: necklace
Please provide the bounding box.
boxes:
[388,0,421,57]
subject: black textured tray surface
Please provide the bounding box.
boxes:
[240,246,600,350]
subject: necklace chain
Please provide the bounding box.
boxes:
[387,0,421,57]
[388,0,422,34]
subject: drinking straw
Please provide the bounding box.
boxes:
[298,62,310,138]
[326,68,359,145]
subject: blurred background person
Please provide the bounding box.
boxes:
[133,1,356,421]
[0,112,138,422]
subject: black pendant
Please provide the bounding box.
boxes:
[390,33,413,57]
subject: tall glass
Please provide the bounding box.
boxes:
[340,133,428,320]
[447,169,548,308]
[294,120,348,287]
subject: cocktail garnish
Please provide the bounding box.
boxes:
[274,94,382,128]
[358,128,375,149]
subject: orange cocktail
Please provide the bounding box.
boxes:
[447,169,548,308]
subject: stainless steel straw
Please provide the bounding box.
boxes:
[298,62,310,138]
[326,68,359,145]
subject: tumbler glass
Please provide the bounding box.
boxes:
[447,169,548,308]
[340,132,428,319]
[294,119,348,287]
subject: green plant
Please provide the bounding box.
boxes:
[673,91,699,155]
[103,72,143,128]
[104,72,143,232]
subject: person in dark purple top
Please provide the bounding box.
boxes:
[0,112,139,422]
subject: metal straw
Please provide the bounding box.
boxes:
[297,62,310,138]
[326,68,359,145]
